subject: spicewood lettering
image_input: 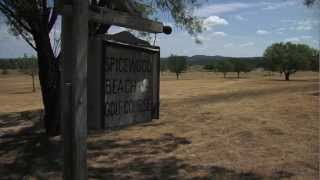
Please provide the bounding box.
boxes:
[105,56,152,73]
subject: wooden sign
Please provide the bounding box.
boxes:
[88,32,159,130]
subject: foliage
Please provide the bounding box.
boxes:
[168,55,187,79]
[160,62,167,73]
[232,60,246,78]
[263,42,315,80]
[304,0,320,6]
[310,49,319,72]
[1,68,8,75]
[216,60,234,78]
[203,64,213,71]
[203,62,217,71]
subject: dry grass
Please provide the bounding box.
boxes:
[0,71,319,179]
[0,73,42,114]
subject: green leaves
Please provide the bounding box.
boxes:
[263,42,317,80]
[167,55,187,79]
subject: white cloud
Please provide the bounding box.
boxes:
[295,20,319,31]
[224,43,234,48]
[234,15,247,21]
[285,37,300,42]
[262,1,298,10]
[203,16,229,31]
[212,31,227,37]
[239,42,254,47]
[301,35,312,39]
[281,19,319,31]
[277,27,286,31]
[196,2,251,16]
[256,30,270,35]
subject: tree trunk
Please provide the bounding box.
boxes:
[285,72,290,81]
[176,73,179,79]
[223,73,226,78]
[32,72,36,92]
[237,72,240,79]
[34,31,60,136]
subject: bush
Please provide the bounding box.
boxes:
[1,68,8,75]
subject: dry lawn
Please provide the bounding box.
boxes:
[0,71,319,180]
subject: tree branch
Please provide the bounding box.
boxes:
[0,2,33,33]
[20,32,37,51]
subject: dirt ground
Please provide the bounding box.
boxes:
[0,71,319,179]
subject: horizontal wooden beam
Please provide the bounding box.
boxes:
[60,5,172,34]
[90,6,163,33]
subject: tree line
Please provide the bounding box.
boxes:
[198,42,319,80]
[202,59,257,78]
[0,54,38,92]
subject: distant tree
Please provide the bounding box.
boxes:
[18,54,38,92]
[203,64,214,71]
[203,62,217,72]
[27,55,38,92]
[232,60,249,79]
[1,67,8,75]
[168,55,187,79]
[160,62,167,74]
[217,60,234,78]
[310,49,319,72]
[264,42,314,81]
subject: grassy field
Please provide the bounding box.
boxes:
[0,71,319,179]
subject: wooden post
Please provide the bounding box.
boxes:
[61,0,88,179]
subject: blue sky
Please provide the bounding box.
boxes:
[0,0,319,58]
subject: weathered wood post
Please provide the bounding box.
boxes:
[60,0,88,179]
[59,1,172,179]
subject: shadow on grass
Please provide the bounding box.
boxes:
[0,111,62,179]
[179,83,317,106]
[267,79,319,82]
[87,132,293,179]
[0,112,294,179]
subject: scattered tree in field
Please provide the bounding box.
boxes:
[1,68,8,75]
[232,60,249,79]
[160,62,167,74]
[0,0,204,136]
[203,62,217,72]
[310,49,319,72]
[168,55,187,79]
[23,55,38,92]
[264,42,314,81]
[217,60,234,78]
[16,54,38,92]
[203,64,213,71]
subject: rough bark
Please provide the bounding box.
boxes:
[34,30,60,136]
[31,72,36,92]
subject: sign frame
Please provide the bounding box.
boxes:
[100,39,160,129]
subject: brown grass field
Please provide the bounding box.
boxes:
[0,71,319,179]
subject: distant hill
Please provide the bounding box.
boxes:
[161,55,263,65]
